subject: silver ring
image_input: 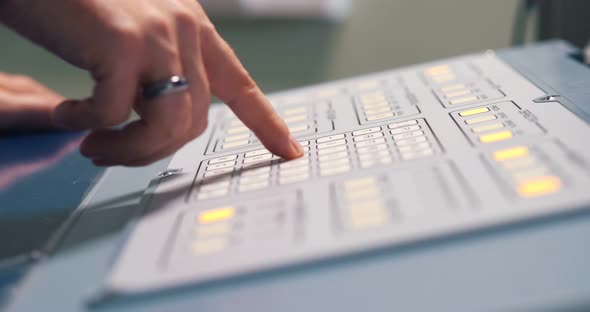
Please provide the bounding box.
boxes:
[141,76,189,100]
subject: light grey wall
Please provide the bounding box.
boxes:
[0,0,519,98]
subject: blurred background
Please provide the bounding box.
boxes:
[0,0,588,99]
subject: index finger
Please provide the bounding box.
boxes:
[200,25,303,160]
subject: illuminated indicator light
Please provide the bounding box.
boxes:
[425,65,451,76]
[517,176,562,198]
[450,95,479,105]
[191,238,227,255]
[224,133,250,143]
[479,131,513,143]
[198,207,235,224]
[346,188,380,201]
[194,223,232,237]
[357,80,380,90]
[283,114,307,124]
[493,146,529,161]
[288,124,309,133]
[226,126,249,134]
[472,122,504,133]
[284,107,306,116]
[445,89,471,98]
[440,84,467,92]
[459,107,489,117]
[465,115,497,125]
[223,140,249,149]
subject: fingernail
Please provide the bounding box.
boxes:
[288,135,304,158]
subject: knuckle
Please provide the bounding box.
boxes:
[110,23,143,55]
[199,21,217,38]
[146,13,174,38]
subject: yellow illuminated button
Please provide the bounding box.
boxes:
[191,238,227,255]
[459,107,489,117]
[440,84,467,92]
[425,65,451,76]
[493,146,529,161]
[517,176,562,198]
[284,107,306,116]
[472,122,504,133]
[198,206,235,224]
[465,115,497,125]
[479,131,513,143]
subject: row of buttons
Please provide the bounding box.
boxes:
[195,119,439,201]
[354,88,420,124]
[491,146,563,198]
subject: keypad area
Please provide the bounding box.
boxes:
[450,101,545,145]
[353,88,420,124]
[193,118,441,202]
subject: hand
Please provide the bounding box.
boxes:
[0,0,303,166]
[0,72,64,131]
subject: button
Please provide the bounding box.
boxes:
[239,181,269,192]
[401,148,434,160]
[517,176,562,198]
[279,173,310,184]
[465,115,497,125]
[366,112,394,121]
[365,107,392,115]
[299,141,310,147]
[194,222,232,237]
[511,166,551,182]
[358,150,390,161]
[318,151,349,162]
[362,101,389,109]
[239,175,269,185]
[395,136,428,146]
[390,125,421,135]
[229,119,244,127]
[317,145,348,155]
[356,80,380,90]
[200,180,231,192]
[224,133,250,143]
[397,141,431,153]
[357,144,388,154]
[353,132,384,142]
[244,148,271,158]
[425,65,451,76]
[320,164,351,176]
[493,146,529,162]
[242,160,272,170]
[280,165,310,176]
[226,125,249,134]
[355,138,386,148]
[223,140,249,149]
[203,167,234,178]
[283,114,307,124]
[472,122,504,133]
[344,176,377,189]
[346,187,380,201]
[317,139,347,150]
[191,237,228,255]
[208,155,238,165]
[243,154,272,164]
[440,83,466,92]
[388,120,418,129]
[240,166,270,177]
[459,107,489,117]
[284,107,306,115]
[450,95,479,105]
[360,91,386,102]
[432,74,456,83]
[501,156,537,170]
[393,130,424,141]
[479,131,513,143]
[317,134,346,143]
[198,206,236,224]
[288,124,309,133]
[444,89,471,98]
[279,158,310,169]
[197,189,229,200]
[206,161,236,171]
[352,127,382,136]
[319,157,350,170]
[360,157,392,168]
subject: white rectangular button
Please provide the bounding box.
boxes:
[355,138,386,148]
[197,189,229,200]
[352,127,382,136]
[279,158,310,169]
[299,141,310,147]
[284,114,307,124]
[284,107,306,116]
[393,130,424,141]
[206,161,236,171]
[223,140,249,149]
[397,141,431,153]
[388,120,418,129]
[318,158,350,170]
[356,144,388,154]
[203,167,234,177]
[226,125,249,134]
[279,173,310,184]
[224,133,250,143]
[317,145,348,155]
[360,157,392,168]
[317,134,346,144]
[208,155,238,165]
[279,166,310,177]
[364,107,392,115]
[366,112,394,121]
[244,149,271,158]
[318,151,349,162]
[240,166,270,177]
[390,125,421,135]
[320,164,351,176]
[239,181,269,192]
[288,124,309,133]
[353,132,384,142]
[200,181,231,192]
[450,95,479,105]
[394,136,428,146]
[239,175,269,185]
[401,148,434,160]
[358,150,390,161]
[243,154,272,164]
[317,139,347,150]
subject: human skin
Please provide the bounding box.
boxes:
[0,0,303,166]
